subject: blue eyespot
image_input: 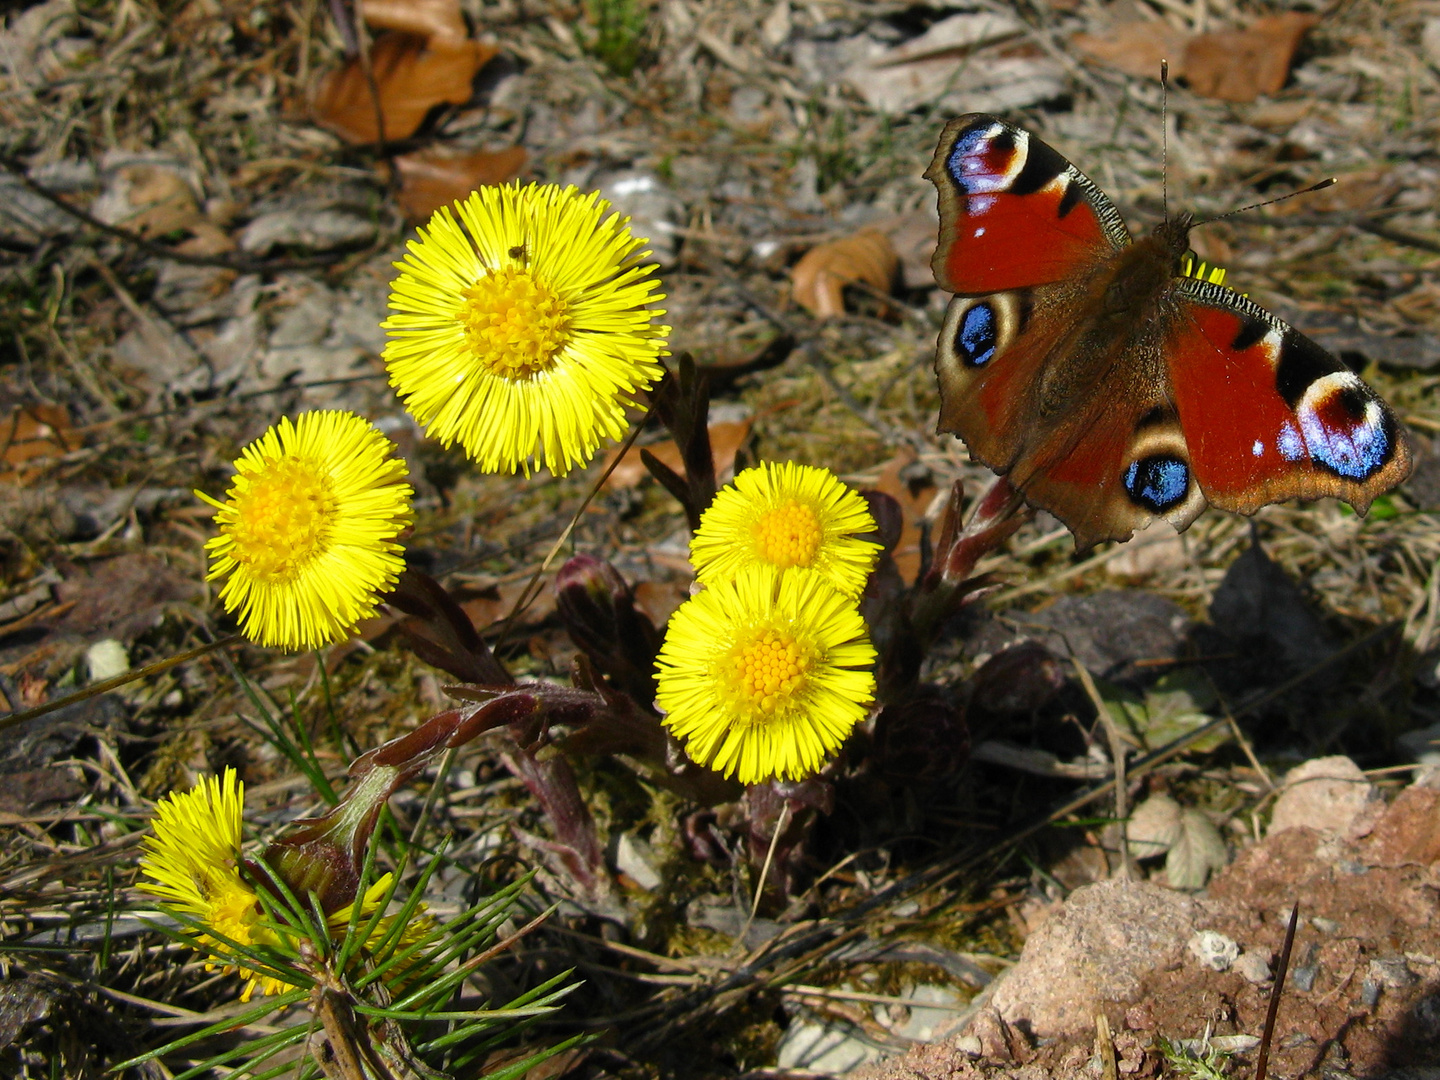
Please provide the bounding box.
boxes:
[957,303,997,367]
[1123,455,1189,512]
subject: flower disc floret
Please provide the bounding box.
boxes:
[690,462,882,598]
[655,567,876,785]
[382,182,670,475]
[198,411,413,651]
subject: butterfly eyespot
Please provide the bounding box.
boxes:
[1123,455,1190,512]
[1297,377,1392,481]
[957,303,998,367]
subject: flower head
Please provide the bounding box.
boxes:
[198,411,413,651]
[382,182,669,475]
[141,769,428,1002]
[690,462,881,598]
[141,768,286,1000]
[655,567,876,785]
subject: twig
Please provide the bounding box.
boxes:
[0,155,367,272]
[0,636,239,736]
[491,400,656,654]
[736,801,790,953]
[1072,660,1131,879]
[1256,903,1299,1080]
[1096,1012,1119,1080]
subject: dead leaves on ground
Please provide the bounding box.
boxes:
[1073,12,1320,102]
[309,0,527,221]
[790,228,899,319]
[311,32,497,145]
[395,146,528,222]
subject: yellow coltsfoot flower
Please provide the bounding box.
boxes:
[655,567,877,785]
[140,768,287,1001]
[690,462,882,598]
[141,769,428,1002]
[382,182,669,475]
[198,410,413,650]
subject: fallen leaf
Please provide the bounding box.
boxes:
[100,164,202,238]
[844,12,1063,114]
[360,0,466,42]
[1127,793,1183,860]
[1166,808,1228,889]
[871,451,938,584]
[1072,20,1190,82]
[1182,13,1320,102]
[0,405,75,473]
[603,419,753,490]
[54,553,197,642]
[790,228,899,319]
[311,32,496,144]
[395,145,527,222]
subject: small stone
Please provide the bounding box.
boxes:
[1312,917,1340,933]
[613,832,662,891]
[1369,958,1418,989]
[1234,951,1272,984]
[84,639,129,683]
[952,1035,983,1057]
[1188,930,1240,972]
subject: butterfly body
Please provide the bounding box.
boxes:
[925,114,1411,551]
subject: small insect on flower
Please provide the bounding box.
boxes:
[382,182,670,475]
[655,567,877,785]
[690,461,883,598]
[141,769,427,1002]
[197,411,414,651]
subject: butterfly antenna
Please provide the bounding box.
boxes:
[1160,59,1169,219]
[1193,177,1337,229]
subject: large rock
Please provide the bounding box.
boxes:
[1268,755,1383,840]
[987,879,1200,1038]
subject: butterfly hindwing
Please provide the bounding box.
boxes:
[936,285,1207,550]
[1168,279,1412,516]
[925,114,1130,295]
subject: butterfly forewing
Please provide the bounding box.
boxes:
[925,114,1129,295]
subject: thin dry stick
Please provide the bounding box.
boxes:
[1096,1012,1119,1080]
[0,636,239,736]
[734,801,790,956]
[1256,903,1300,1080]
[492,405,655,654]
[1072,659,1131,880]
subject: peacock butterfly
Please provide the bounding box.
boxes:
[924,114,1413,551]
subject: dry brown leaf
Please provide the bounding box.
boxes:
[0,405,75,473]
[111,164,202,238]
[603,419,754,490]
[360,0,466,42]
[790,229,899,319]
[873,451,938,585]
[1072,21,1190,82]
[395,145,528,222]
[311,32,496,144]
[1183,13,1320,103]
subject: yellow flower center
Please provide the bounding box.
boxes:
[224,456,337,583]
[202,870,262,946]
[753,501,823,569]
[460,266,571,379]
[730,628,810,715]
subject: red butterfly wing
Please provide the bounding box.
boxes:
[924,115,1130,295]
[1168,279,1412,515]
